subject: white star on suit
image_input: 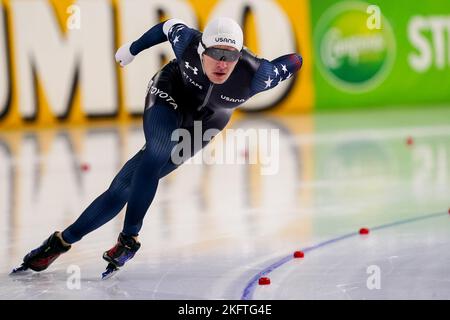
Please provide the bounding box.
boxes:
[281,64,288,73]
[274,67,279,77]
[264,76,273,89]
[286,72,292,79]
[173,35,180,45]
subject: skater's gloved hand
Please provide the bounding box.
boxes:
[115,42,135,67]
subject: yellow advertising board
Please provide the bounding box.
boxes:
[0,0,313,129]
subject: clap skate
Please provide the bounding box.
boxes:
[101,232,141,279]
[11,231,71,274]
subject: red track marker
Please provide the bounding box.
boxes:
[258,277,271,285]
[406,136,414,146]
[359,228,370,235]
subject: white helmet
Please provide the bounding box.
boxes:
[200,17,243,52]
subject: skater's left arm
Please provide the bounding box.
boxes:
[250,53,303,94]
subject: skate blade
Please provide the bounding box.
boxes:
[10,265,29,275]
[101,263,119,280]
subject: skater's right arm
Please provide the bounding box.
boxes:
[115,19,192,67]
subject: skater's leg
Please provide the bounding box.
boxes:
[122,104,180,236]
[13,153,144,272]
[61,150,144,244]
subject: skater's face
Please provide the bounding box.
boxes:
[202,45,240,84]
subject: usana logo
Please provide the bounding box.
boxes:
[215,37,236,44]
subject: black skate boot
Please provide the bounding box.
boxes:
[101,232,141,279]
[11,231,71,274]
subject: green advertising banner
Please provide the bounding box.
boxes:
[311,0,450,110]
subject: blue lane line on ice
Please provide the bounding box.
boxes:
[241,211,447,300]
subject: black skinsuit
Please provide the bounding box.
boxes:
[61,21,303,241]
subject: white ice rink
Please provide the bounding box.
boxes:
[0,107,449,299]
